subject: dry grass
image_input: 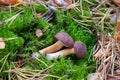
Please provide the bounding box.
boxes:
[5,64,64,80]
[93,35,120,79]
[91,0,120,80]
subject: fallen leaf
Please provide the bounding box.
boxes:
[107,76,120,80]
[35,29,43,38]
[0,38,5,49]
[114,19,120,40]
[88,73,101,80]
[114,69,120,74]
[34,12,42,18]
[0,0,20,5]
[110,14,117,24]
[113,0,120,5]
[47,0,72,7]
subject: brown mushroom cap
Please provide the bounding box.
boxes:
[55,32,74,47]
[74,41,87,59]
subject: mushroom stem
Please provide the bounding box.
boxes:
[39,41,64,55]
[46,48,74,60]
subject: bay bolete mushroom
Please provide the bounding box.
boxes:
[32,32,74,58]
[46,41,87,60]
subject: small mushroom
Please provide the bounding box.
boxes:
[46,41,87,60]
[0,38,5,49]
[32,32,74,58]
[35,29,43,38]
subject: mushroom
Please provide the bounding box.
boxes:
[46,41,87,60]
[0,38,5,49]
[35,29,43,38]
[32,32,74,58]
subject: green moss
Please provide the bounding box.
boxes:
[0,28,24,59]
[0,29,24,77]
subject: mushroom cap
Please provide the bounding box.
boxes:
[55,32,74,47]
[74,41,87,59]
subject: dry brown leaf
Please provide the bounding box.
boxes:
[88,73,101,80]
[113,0,120,6]
[47,0,72,7]
[34,12,42,18]
[0,38,5,49]
[0,0,20,5]
[107,76,120,80]
[114,69,120,74]
[114,19,120,41]
[35,29,43,38]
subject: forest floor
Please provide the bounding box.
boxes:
[0,0,119,80]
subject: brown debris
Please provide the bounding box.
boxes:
[94,47,111,59]
[0,0,20,5]
[113,0,120,6]
[107,76,120,80]
[34,12,42,18]
[88,73,101,80]
[93,35,120,79]
[114,19,120,41]
[114,69,120,74]
[47,0,72,7]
